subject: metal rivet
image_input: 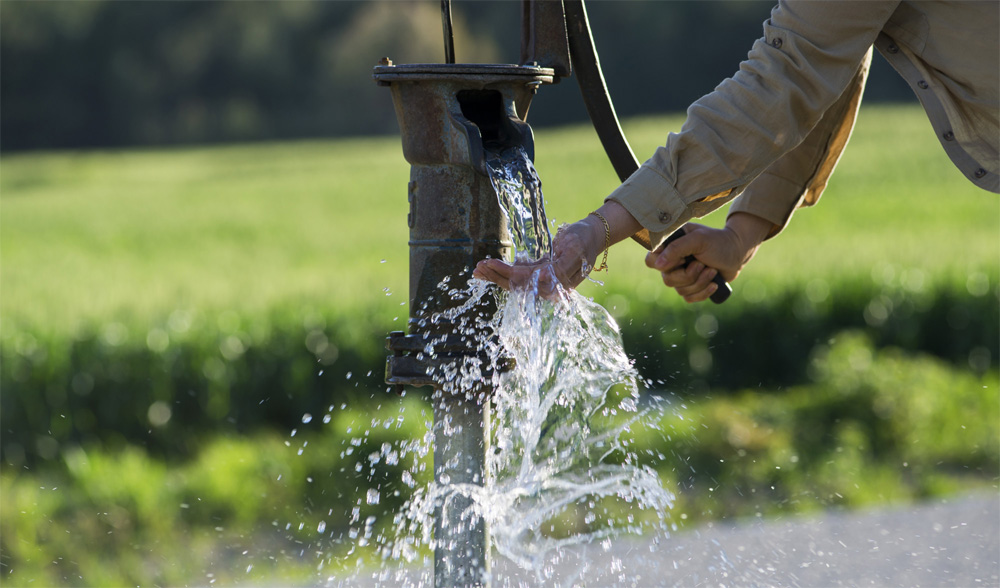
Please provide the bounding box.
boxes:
[975,168,987,179]
[943,131,955,141]
[887,43,899,54]
[771,38,783,49]
[658,212,672,223]
[917,80,929,89]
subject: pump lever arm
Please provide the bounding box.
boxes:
[563,1,641,201]
[441,0,456,64]
[563,0,731,303]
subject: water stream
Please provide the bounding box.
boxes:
[480,146,674,576]
[337,146,676,586]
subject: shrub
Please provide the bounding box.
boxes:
[3,279,996,467]
[654,331,998,527]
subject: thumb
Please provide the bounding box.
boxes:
[648,230,702,271]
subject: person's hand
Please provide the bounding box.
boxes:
[645,212,772,303]
[472,216,605,297]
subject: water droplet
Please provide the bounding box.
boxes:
[317,521,327,533]
[302,414,313,424]
[366,489,380,505]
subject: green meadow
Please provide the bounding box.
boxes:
[2,104,995,336]
[1,103,997,585]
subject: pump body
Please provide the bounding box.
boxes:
[374,63,553,588]
[375,64,553,388]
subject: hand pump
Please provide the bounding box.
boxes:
[374,2,727,586]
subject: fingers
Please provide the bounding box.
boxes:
[551,226,592,290]
[645,227,702,272]
[473,258,565,298]
[661,262,719,303]
[473,259,513,290]
[644,249,657,269]
[473,216,600,297]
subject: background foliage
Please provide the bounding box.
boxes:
[0,0,915,151]
[2,103,997,584]
[0,0,996,584]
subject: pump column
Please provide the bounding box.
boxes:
[374,63,554,588]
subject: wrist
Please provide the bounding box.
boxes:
[581,214,607,265]
[596,200,643,245]
[726,212,772,249]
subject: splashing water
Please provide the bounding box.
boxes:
[364,146,675,586]
[485,147,673,578]
[484,283,674,574]
[486,146,552,263]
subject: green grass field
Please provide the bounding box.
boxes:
[2,103,996,340]
[1,103,997,585]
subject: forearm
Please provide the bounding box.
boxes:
[595,200,643,246]
[576,200,644,262]
[726,212,773,258]
[608,1,894,250]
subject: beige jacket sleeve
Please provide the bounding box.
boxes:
[607,0,900,250]
[729,49,871,240]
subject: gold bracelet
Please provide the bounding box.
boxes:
[589,211,610,272]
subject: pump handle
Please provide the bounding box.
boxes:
[661,229,733,304]
[441,0,456,64]
[564,0,731,303]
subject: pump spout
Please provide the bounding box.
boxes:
[453,89,535,175]
[375,64,549,179]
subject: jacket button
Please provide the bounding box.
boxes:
[974,168,987,179]
[917,80,929,89]
[943,131,955,141]
[887,43,899,54]
[771,37,783,49]
[658,211,672,224]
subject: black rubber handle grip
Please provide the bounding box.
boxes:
[662,228,732,304]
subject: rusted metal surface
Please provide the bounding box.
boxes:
[520,0,572,77]
[432,390,490,586]
[374,63,555,588]
[373,64,554,136]
[386,331,513,392]
[373,64,553,392]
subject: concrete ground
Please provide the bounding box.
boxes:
[335,492,999,587]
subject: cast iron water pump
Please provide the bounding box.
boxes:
[374,2,729,586]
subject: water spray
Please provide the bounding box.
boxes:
[373,2,726,586]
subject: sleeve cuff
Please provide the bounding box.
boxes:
[605,163,692,238]
[727,172,805,240]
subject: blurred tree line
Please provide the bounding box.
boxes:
[1,0,912,152]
